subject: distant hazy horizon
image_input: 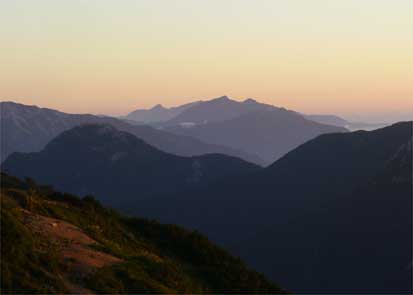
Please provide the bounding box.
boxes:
[1,0,412,123]
[2,96,412,124]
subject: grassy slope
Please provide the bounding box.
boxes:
[0,173,286,294]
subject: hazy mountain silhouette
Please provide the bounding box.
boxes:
[0,101,263,165]
[165,108,347,164]
[2,124,260,206]
[124,101,200,123]
[123,96,360,165]
[164,96,276,125]
[134,122,412,293]
[124,96,382,132]
[304,114,350,127]
[306,114,388,131]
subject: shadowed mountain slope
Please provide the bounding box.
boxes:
[2,124,261,206]
[0,173,285,294]
[135,122,412,293]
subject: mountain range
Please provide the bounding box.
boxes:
[1,100,349,165]
[0,101,262,165]
[163,100,347,163]
[125,95,384,131]
[162,96,276,125]
[132,121,413,293]
[124,101,200,123]
[140,96,347,164]
[3,115,411,293]
[2,124,260,206]
[1,98,410,293]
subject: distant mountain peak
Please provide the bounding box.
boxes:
[151,104,165,110]
[243,98,258,104]
[212,95,231,102]
[44,124,149,153]
[125,101,203,123]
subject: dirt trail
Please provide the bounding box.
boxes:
[20,209,122,294]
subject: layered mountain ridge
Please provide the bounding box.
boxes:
[124,101,201,123]
[1,98,410,293]
[133,121,413,293]
[0,101,262,165]
[2,124,260,206]
[165,107,347,163]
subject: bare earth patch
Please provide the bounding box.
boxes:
[20,209,122,294]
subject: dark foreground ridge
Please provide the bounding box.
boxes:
[0,173,286,294]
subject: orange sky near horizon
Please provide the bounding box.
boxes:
[1,0,412,122]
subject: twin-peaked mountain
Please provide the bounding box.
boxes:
[165,106,347,163]
[124,96,273,125]
[2,124,260,206]
[153,96,347,164]
[127,95,380,131]
[163,96,275,125]
[123,96,386,163]
[0,101,261,165]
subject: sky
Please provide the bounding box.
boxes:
[1,0,412,122]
